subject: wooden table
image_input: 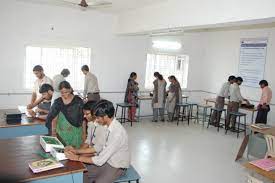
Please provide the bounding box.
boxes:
[243,158,275,182]
[235,125,275,161]
[0,116,48,139]
[0,135,86,183]
[137,95,188,122]
[205,98,257,123]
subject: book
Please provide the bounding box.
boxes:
[251,123,272,130]
[50,147,68,161]
[40,136,64,152]
[29,158,64,173]
[249,158,275,171]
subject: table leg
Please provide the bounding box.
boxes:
[251,111,255,123]
[235,134,249,161]
[137,100,141,122]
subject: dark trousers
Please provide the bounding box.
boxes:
[210,96,225,124]
[87,93,100,102]
[226,101,239,128]
[84,163,125,183]
[255,105,270,124]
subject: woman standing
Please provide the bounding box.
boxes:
[166,76,182,121]
[124,72,139,121]
[152,72,167,122]
[46,81,84,148]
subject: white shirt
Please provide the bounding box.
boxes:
[33,75,53,99]
[85,121,108,153]
[218,82,230,98]
[229,83,244,102]
[83,72,100,97]
[52,74,65,92]
[92,118,130,168]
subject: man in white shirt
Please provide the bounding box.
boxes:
[81,65,100,102]
[27,65,53,110]
[51,69,70,104]
[210,75,235,126]
[65,100,130,183]
[226,77,248,130]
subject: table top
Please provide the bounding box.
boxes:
[243,158,275,181]
[250,125,275,136]
[138,95,188,100]
[0,116,45,128]
[0,135,86,182]
[205,98,257,112]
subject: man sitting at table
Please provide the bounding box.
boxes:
[226,77,249,130]
[210,75,235,126]
[65,100,130,183]
[255,80,272,124]
[28,84,53,120]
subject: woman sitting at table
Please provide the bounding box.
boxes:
[166,75,182,121]
[46,81,84,148]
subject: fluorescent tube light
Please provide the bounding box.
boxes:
[152,41,182,50]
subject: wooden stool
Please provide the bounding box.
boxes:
[173,103,190,126]
[225,112,246,138]
[115,103,133,126]
[207,108,226,132]
[114,165,141,183]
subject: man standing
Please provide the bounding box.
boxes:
[226,77,248,130]
[51,68,70,104]
[210,75,235,126]
[27,65,52,110]
[255,80,272,124]
[65,100,130,183]
[81,65,100,101]
[28,84,53,120]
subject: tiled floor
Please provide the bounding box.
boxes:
[124,119,248,183]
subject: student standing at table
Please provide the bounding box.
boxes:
[27,65,53,110]
[51,69,70,104]
[46,81,84,148]
[65,100,130,183]
[255,80,272,124]
[166,75,182,121]
[226,77,248,130]
[81,65,100,102]
[28,84,53,120]
[124,72,139,122]
[152,72,167,122]
[210,75,235,126]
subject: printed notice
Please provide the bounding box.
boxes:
[239,38,267,87]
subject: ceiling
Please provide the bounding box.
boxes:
[18,0,168,14]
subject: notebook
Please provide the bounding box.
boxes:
[29,158,64,173]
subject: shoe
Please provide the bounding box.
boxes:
[152,120,158,122]
[161,119,165,122]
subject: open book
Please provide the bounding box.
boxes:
[29,158,64,173]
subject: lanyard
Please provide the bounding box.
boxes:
[90,126,97,144]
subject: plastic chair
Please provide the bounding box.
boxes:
[264,134,275,158]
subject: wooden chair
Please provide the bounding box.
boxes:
[265,135,275,158]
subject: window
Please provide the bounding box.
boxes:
[145,54,189,89]
[25,46,91,90]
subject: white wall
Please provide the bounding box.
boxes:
[197,27,275,124]
[116,0,275,34]
[0,0,149,108]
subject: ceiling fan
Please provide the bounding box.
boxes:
[63,0,112,9]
